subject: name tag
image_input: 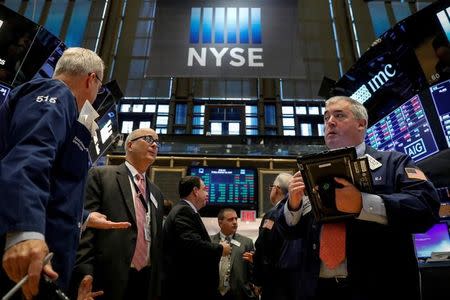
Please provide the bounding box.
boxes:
[144,213,151,242]
[365,154,382,170]
[150,192,158,209]
[231,239,241,247]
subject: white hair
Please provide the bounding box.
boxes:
[273,173,293,194]
[53,47,104,79]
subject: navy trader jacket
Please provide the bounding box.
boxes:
[278,146,440,300]
[0,78,91,289]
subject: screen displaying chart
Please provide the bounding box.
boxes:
[365,94,439,161]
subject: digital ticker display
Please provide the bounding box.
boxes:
[189,167,256,206]
[430,78,450,148]
[365,95,439,161]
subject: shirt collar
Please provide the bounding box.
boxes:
[355,142,366,158]
[219,231,232,241]
[125,161,146,180]
[182,199,198,213]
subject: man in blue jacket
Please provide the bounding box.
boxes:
[0,47,105,299]
[282,96,440,300]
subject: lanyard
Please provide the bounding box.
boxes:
[127,169,149,212]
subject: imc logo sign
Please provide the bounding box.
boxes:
[350,64,396,104]
[187,7,264,67]
[437,6,450,42]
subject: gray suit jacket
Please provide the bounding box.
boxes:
[72,163,164,300]
[211,232,257,300]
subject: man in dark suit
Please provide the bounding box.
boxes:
[162,176,231,300]
[72,128,165,300]
[211,208,256,300]
[281,96,440,300]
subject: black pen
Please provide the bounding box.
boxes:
[2,252,54,300]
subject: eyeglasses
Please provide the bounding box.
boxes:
[88,72,104,94]
[268,184,279,192]
[131,135,161,148]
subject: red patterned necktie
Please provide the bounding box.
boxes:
[319,222,346,269]
[131,173,148,270]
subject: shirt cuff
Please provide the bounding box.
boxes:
[357,192,388,225]
[5,232,45,250]
[284,197,305,226]
[82,213,91,232]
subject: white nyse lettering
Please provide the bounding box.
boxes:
[187,48,206,66]
[209,48,228,67]
[229,48,245,67]
[248,48,264,67]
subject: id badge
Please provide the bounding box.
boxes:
[144,213,151,242]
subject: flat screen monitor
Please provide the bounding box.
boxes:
[32,42,66,80]
[14,27,62,86]
[430,78,450,148]
[0,82,11,106]
[89,104,119,165]
[188,166,257,210]
[365,94,439,162]
[0,4,39,85]
[414,222,450,259]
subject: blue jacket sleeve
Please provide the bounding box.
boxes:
[0,82,75,235]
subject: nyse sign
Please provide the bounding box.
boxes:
[147,0,303,78]
[187,47,263,67]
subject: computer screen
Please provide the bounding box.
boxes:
[365,94,439,162]
[414,222,450,259]
[0,4,39,85]
[188,166,257,208]
[430,78,450,148]
[89,104,119,165]
[0,82,11,106]
[32,42,66,80]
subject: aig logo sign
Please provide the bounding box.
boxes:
[404,138,427,159]
[187,7,264,67]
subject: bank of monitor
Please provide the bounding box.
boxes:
[365,94,440,162]
[0,5,66,87]
[188,166,257,215]
[430,78,450,148]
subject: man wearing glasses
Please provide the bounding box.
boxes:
[0,47,107,299]
[72,128,165,300]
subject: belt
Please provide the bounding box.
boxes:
[318,276,351,288]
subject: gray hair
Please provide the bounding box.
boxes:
[53,47,104,79]
[124,130,141,155]
[326,96,368,128]
[273,173,292,194]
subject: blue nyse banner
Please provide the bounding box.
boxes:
[147,0,306,78]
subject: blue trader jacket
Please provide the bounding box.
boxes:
[0,78,91,289]
[278,146,440,300]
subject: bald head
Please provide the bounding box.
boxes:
[125,128,159,173]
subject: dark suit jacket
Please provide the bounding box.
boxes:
[72,163,164,300]
[211,232,256,300]
[162,200,223,300]
[253,198,303,300]
[278,146,440,300]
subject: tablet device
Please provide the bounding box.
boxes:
[297,147,373,222]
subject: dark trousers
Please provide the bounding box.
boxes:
[124,266,151,299]
[315,277,352,300]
